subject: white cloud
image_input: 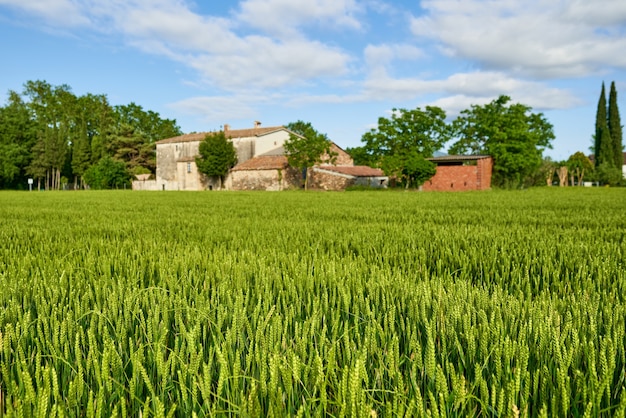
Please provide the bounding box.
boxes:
[0,0,353,91]
[565,0,626,26]
[410,0,626,78]
[236,0,362,38]
[0,0,89,26]
[287,71,580,113]
[169,95,259,122]
[364,43,424,71]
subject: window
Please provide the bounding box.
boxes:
[187,162,192,173]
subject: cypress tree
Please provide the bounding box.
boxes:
[608,81,623,170]
[595,82,613,167]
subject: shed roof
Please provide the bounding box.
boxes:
[231,155,289,171]
[317,165,385,177]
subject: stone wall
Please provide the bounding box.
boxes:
[309,169,354,190]
[132,180,158,191]
[230,167,300,191]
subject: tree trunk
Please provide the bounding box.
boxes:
[579,169,584,186]
[558,166,568,187]
[546,168,555,186]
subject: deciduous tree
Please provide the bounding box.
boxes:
[359,106,449,187]
[382,150,436,189]
[361,106,449,160]
[566,152,593,186]
[83,156,130,189]
[195,131,237,189]
[449,96,554,188]
[284,121,336,190]
[0,91,37,188]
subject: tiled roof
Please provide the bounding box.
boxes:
[231,155,289,171]
[317,165,385,177]
[156,126,285,145]
[427,155,491,162]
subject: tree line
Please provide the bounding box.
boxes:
[0,80,182,190]
[347,96,556,189]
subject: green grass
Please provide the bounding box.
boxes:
[1,189,625,417]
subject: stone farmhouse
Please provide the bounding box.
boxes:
[133,122,388,191]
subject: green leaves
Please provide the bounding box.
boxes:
[284,121,335,190]
[195,131,237,188]
[362,106,450,160]
[359,106,449,188]
[449,95,554,188]
[0,80,182,189]
[83,156,131,189]
[381,150,436,188]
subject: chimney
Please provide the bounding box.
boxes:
[223,124,230,132]
[254,121,261,129]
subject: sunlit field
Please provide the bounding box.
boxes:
[1,189,625,417]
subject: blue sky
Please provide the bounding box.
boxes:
[1,0,625,161]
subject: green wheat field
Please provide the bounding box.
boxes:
[1,189,625,417]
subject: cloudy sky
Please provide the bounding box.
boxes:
[1,0,625,160]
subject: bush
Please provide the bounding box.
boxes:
[84,156,131,189]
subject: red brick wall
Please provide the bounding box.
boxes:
[422,157,492,191]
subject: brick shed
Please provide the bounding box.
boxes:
[422,155,492,191]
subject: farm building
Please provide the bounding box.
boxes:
[134,122,388,191]
[422,155,492,191]
[310,165,387,190]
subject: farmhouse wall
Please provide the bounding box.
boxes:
[422,157,492,191]
[230,167,300,191]
[231,138,255,163]
[176,160,206,191]
[320,143,353,166]
[253,131,291,157]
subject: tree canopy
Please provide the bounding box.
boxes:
[0,80,182,190]
[449,95,554,188]
[284,121,335,190]
[381,150,436,189]
[566,152,593,186]
[361,106,449,160]
[83,156,131,189]
[195,131,237,189]
[354,106,449,188]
